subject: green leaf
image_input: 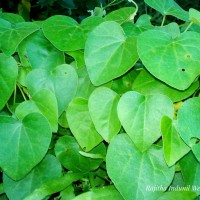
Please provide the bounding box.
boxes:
[72,185,124,200]
[66,50,85,68]
[88,87,121,142]
[42,15,85,51]
[104,7,136,24]
[189,8,200,26]
[0,19,39,55]
[0,13,25,23]
[106,134,175,200]
[26,64,78,116]
[66,98,103,151]
[0,53,18,110]
[3,155,62,200]
[177,97,200,161]
[161,116,190,166]
[137,30,200,90]
[55,136,105,172]
[132,69,199,102]
[144,0,189,21]
[117,91,174,152]
[85,21,138,86]
[24,172,87,200]
[0,113,52,180]
[179,152,200,195]
[157,191,197,200]
[15,89,58,132]
[18,30,65,70]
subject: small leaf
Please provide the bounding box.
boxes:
[137,30,200,90]
[0,53,18,110]
[161,116,190,166]
[3,155,62,200]
[42,15,85,51]
[104,7,136,24]
[132,69,199,102]
[85,21,138,86]
[0,113,52,180]
[189,8,200,26]
[117,91,174,152]
[66,98,103,151]
[73,185,124,200]
[15,89,58,132]
[144,0,189,21]
[55,136,105,172]
[88,87,121,142]
[26,64,78,116]
[106,134,175,200]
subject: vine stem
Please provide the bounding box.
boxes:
[17,84,27,101]
[161,15,166,26]
[183,21,193,33]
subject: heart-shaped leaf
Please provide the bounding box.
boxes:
[26,64,78,115]
[0,113,52,180]
[144,0,189,21]
[117,91,174,152]
[55,135,105,172]
[132,69,199,102]
[106,134,175,200]
[85,21,138,86]
[42,15,85,51]
[0,19,39,55]
[18,30,65,70]
[15,89,58,132]
[66,98,103,152]
[189,8,200,26]
[138,30,200,90]
[161,116,190,166]
[3,155,62,200]
[0,53,18,110]
[88,87,121,142]
[177,97,200,161]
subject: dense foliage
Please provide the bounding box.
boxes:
[0,0,200,199]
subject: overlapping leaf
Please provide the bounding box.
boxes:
[0,113,52,180]
[117,91,174,152]
[85,21,138,85]
[107,134,175,200]
[138,30,200,90]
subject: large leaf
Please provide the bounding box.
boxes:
[177,97,200,161]
[179,152,200,195]
[88,87,121,142]
[161,116,190,166]
[66,98,103,151]
[0,19,39,55]
[137,30,200,90]
[85,21,138,86]
[106,134,175,200]
[117,91,174,152]
[15,89,58,132]
[0,113,52,180]
[42,15,85,51]
[73,185,124,200]
[0,53,18,110]
[18,30,65,70]
[144,0,189,21]
[132,69,199,102]
[3,155,62,200]
[55,136,105,172]
[26,64,78,115]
